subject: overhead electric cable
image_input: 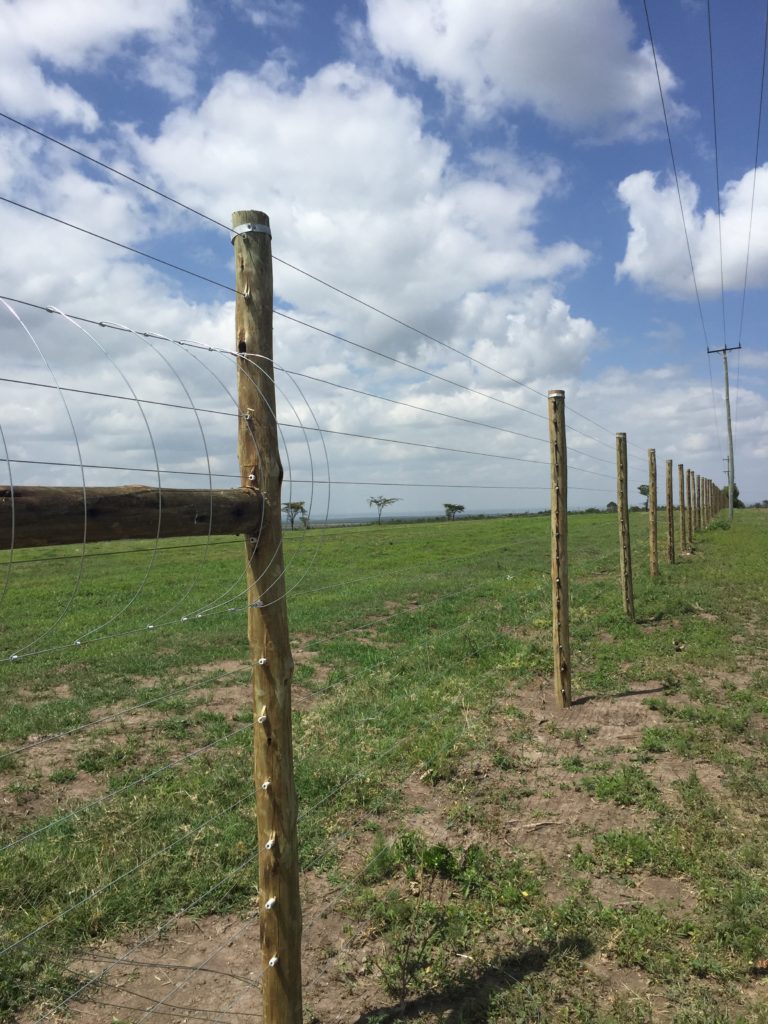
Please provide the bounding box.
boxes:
[643,0,712,350]
[733,0,768,439]
[707,0,728,346]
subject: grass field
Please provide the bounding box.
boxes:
[1,508,767,1022]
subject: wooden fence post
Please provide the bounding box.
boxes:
[648,448,659,577]
[548,390,571,709]
[686,469,694,548]
[666,459,675,563]
[678,464,688,554]
[616,433,634,619]
[695,473,702,532]
[233,210,302,1024]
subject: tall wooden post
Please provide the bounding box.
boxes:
[233,210,302,1023]
[548,390,571,708]
[666,459,675,563]
[686,469,694,548]
[695,473,702,532]
[648,449,659,577]
[678,464,688,554]
[616,433,634,619]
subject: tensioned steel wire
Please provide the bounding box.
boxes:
[15,585,495,1015]
[2,533,546,769]
[0,239,615,479]
[0,418,14,606]
[0,111,638,451]
[45,579,518,1024]
[1,792,254,958]
[129,595,538,1024]
[47,307,170,646]
[0,299,90,657]
[24,562,532,1022]
[0,293,635,479]
[0,311,329,657]
[0,302,618,661]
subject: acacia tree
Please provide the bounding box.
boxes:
[368,495,400,525]
[444,503,465,520]
[638,484,649,510]
[282,500,305,530]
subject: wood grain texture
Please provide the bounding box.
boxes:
[233,209,302,1023]
[548,390,571,708]
[616,433,634,620]
[0,486,263,549]
[648,449,659,577]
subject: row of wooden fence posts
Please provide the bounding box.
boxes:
[235,225,735,1017]
[548,389,726,711]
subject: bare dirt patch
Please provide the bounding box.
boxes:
[589,874,696,917]
[30,874,389,1024]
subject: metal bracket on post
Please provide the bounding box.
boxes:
[231,223,272,243]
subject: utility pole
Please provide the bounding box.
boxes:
[707,343,740,521]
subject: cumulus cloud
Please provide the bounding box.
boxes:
[616,165,768,298]
[365,0,683,138]
[0,0,194,126]
[131,59,588,358]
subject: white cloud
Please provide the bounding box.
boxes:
[365,0,683,138]
[131,59,588,358]
[616,165,768,298]
[237,0,304,30]
[741,350,768,369]
[0,0,194,126]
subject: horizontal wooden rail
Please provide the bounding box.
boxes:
[0,485,265,549]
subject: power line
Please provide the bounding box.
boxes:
[707,0,728,346]
[733,0,768,443]
[642,0,712,349]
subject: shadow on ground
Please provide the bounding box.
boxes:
[353,937,593,1023]
[572,685,666,706]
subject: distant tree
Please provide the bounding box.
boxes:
[721,483,745,509]
[444,503,465,520]
[299,507,311,530]
[638,483,649,510]
[368,495,400,525]
[282,500,305,530]
[607,500,618,513]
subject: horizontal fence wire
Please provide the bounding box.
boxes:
[0,111,655,455]
[35,572,515,1022]
[0,207,703,1024]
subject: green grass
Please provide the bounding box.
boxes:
[1,509,767,1021]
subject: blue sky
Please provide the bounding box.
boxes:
[0,0,766,521]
